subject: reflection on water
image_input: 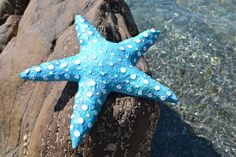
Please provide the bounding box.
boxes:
[126,0,236,156]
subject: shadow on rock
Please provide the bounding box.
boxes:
[54,82,78,111]
[151,104,221,157]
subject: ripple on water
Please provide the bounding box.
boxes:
[126,0,236,156]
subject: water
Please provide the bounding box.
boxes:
[125,0,236,156]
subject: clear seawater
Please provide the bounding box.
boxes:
[125,0,236,156]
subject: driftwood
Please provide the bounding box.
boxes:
[0,0,160,156]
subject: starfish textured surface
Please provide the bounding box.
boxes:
[19,15,178,148]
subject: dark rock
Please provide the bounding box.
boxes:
[0,15,21,52]
[0,0,30,53]
[0,0,160,156]
[0,0,29,23]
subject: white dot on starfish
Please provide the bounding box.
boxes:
[88,31,93,35]
[84,24,88,28]
[77,118,84,124]
[77,67,82,70]
[135,38,141,43]
[130,74,137,80]
[35,67,41,72]
[64,74,70,79]
[151,29,155,32]
[70,124,73,130]
[92,56,97,60]
[54,75,60,80]
[82,104,88,111]
[48,64,54,70]
[133,58,137,63]
[80,82,84,86]
[119,46,125,51]
[88,80,96,86]
[111,52,115,56]
[73,104,78,109]
[160,96,166,101]
[155,85,161,91]
[98,63,103,67]
[74,74,79,79]
[88,123,92,128]
[138,90,143,95]
[75,26,79,31]
[101,89,106,94]
[120,67,127,73]
[114,74,118,78]
[126,80,130,84]
[49,71,53,75]
[74,60,81,65]
[93,39,98,42]
[110,62,114,66]
[101,72,106,76]
[97,99,102,105]
[86,92,93,97]
[154,35,158,39]
[80,18,85,22]
[86,114,90,118]
[127,44,132,48]
[166,91,172,97]
[75,93,79,98]
[74,131,81,137]
[143,32,149,37]
[60,62,68,68]
[79,39,84,44]
[138,52,142,56]
[127,88,132,92]
[94,111,98,115]
[43,76,48,80]
[143,46,147,51]
[116,85,122,89]
[148,93,153,98]
[143,80,149,85]
[24,69,30,74]
[118,58,122,61]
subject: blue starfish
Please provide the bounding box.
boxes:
[19,15,178,148]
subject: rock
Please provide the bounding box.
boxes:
[0,0,160,156]
[0,15,21,52]
[0,0,29,23]
[0,0,30,53]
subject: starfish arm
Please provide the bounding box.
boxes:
[19,56,82,82]
[118,29,160,64]
[70,78,108,148]
[75,15,105,48]
[112,66,177,103]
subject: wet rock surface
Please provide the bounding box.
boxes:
[0,0,160,157]
[126,0,236,156]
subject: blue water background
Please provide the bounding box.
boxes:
[126,0,236,156]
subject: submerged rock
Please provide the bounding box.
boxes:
[127,0,236,156]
